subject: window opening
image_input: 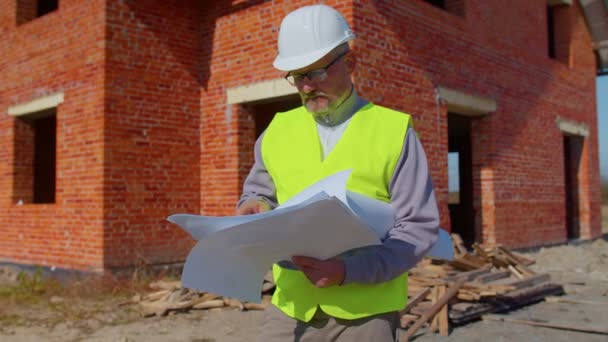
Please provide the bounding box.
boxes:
[14,109,56,204]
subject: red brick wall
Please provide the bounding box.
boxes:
[103,0,202,268]
[351,0,600,247]
[0,0,602,270]
[0,0,106,270]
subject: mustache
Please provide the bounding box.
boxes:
[303,92,328,101]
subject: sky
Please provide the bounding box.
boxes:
[598,75,607,182]
[448,75,607,192]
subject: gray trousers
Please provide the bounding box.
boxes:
[257,304,398,342]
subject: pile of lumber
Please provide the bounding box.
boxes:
[398,234,563,340]
[134,274,275,317]
[134,234,562,340]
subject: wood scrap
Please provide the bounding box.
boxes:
[449,282,564,324]
[476,270,511,284]
[444,265,492,282]
[494,274,551,290]
[224,297,245,311]
[403,233,563,336]
[451,234,468,257]
[400,314,419,328]
[429,286,440,333]
[399,277,466,341]
[137,233,559,342]
[497,246,535,266]
[149,280,181,291]
[144,289,171,301]
[437,285,449,336]
[508,265,525,279]
[399,287,431,323]
[193,299,225,310]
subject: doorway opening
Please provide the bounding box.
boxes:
[244,94,302,139]
[237,94,301,188]
[448,113,475,246]
[563,134,583,239]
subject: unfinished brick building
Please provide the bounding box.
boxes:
[1,0,605,271]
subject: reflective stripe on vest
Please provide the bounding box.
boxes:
[261,103,412,322]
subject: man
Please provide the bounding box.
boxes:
[237,4,439,341]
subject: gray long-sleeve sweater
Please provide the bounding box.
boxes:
[238,91,439,285]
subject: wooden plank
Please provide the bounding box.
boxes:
[407,277,447,286]
[149,280,181,291]
[482,315,608,335]
[400,278,466,341]
[223,297,244,310]
[410,302,432,316]
[444,265,492,282]
[456,291,479,301]
[449,282,564,325]
[508,265,525,279]
[437,285,449,336]
[449,258,483,271]
[192,299,225,310]
[399,287,431,318]
[476,270,512,284]
[514,263,536,277]
[472,243,491,262]
[498,246,535,266]
[429,286,439,333]
[461,254,489,268]
[498,274,551,290]
[400,314,419,328]
[451,233,468,257]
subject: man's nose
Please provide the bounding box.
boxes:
[299,79,316,93]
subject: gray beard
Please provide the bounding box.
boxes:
[306,87,353,127]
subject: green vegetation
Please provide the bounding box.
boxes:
[0,268,61,304]
[0,264,158,329]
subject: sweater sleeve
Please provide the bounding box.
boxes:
[237,132,278,210]
[341,128,440,285]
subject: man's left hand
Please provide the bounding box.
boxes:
[291,256,345,288]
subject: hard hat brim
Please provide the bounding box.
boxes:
[272,44,337,72]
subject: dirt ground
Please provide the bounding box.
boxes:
[1,208,607,342]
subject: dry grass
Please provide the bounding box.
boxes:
[0,262,171,330]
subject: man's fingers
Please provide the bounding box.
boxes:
[236,200,270,215]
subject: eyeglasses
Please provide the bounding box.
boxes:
[284,52,347,86]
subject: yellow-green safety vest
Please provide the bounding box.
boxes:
[261,103,412,322]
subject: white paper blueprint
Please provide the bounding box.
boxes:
[180,198,380,302]
[167,169,453,303]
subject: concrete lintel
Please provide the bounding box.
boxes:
[226,78,298,104]
[593,40,608,50]
[548,0,573,7]
[8,93,64,116]
[556,117,590,137]
[436,86,497,116]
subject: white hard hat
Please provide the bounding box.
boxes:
[273,5,355,71]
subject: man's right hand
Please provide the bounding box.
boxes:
[236,199,271,215]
